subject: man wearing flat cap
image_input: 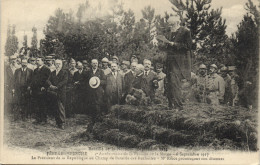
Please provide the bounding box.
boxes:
[101,57,111,76]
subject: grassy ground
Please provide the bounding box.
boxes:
[4,101,258,152]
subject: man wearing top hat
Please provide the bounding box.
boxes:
[30,56,51,124]
[82,59,106,131]
[47,59,68,129]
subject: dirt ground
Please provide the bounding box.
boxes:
[4,114,116,152]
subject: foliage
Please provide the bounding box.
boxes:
[169,0,229,66]
[5,25,19,56]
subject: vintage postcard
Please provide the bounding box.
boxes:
[1,0,259,164]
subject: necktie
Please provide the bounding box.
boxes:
[145,71,148,76]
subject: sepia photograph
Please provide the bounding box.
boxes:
[1,0,259,164]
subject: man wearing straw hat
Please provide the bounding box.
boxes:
[83,59,106,132]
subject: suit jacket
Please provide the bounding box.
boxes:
[140,70,159,99]
[30,65,51,94]
[73,70,85,92]
[47,69,68,103]
[14,67,33,89]
[105,72,125,104]
[124,71,135,94]
[5,65,16,90]
[82,68,106,105]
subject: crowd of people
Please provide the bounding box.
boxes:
[4,51,251,130]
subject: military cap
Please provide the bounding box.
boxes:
[102,57,109,63]
[199,64,207,69]
[112,56,119,61]
[122,60,130,66]
[210,64,218,69]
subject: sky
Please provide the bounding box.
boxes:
[1,0,259,54]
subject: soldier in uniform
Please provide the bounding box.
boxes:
[205,64,225,105]
[194,64,208,103]
[220,66,232,105]
[101,57,111,76]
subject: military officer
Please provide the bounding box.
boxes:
[194,64,208,103]
[101,57,112,76]
[205,64,225,105]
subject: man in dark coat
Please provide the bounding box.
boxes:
[73,62,85,114]
[30,56,51,124]
[164,19,192,110]
[82,59,106,132]
[105,63,125,109]
[13,58,33,119]
[124,62,137,100]
[4,56,17,116]
[47,59,68,129]
[139,59,159,102]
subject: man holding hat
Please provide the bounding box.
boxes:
[205,64,225,105]
[82,59,106,131]
[101,57,111,76]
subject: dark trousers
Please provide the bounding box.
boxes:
[87,104,102,132]
[35,93,48,122]
[16,87,32,119]
[55,100,66,126]
[167,73,183,108]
